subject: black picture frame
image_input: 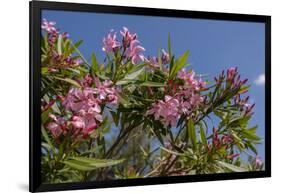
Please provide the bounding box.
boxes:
[29,1,271,192]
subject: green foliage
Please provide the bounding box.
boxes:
[40,29,263,184]
[169,51,190,79]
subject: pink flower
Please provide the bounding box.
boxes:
[234,94,255,116]
[178,69,193,80]
[46,114,66,138]
[178,69,205,91]
[71,108,103,136]
[190,93,204,106]
[61,86,106,137]
[62,88,101,113]
[125,40,145,64]
[146,56,160,72]
[227,67,237,81]
[79,74,93,87]
[180,101,192,115]
[47,122,63,138]
[161,49,170,64]
[146,95,180,127]
[120,27,137,47]
[41,18,57,33]
[102,30,120,53]
[92,78,119,104]
[147,69,205,126]
[254,156,263,168]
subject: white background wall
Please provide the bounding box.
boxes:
[0,0,279,192]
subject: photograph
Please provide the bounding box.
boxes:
[40,9,266,184]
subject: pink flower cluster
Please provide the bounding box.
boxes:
[42,18,58,33]
[120,27,137,47]
[146,95,180,127]
[146,49,170,71]
[146,70,205,127]
[234,94,255,116]
[102,27,145,64]
[215,67,248,90]
[214,67,254,116]
[177,69,206,91]
[208,128,240,159]
[47,76,120,139]
[253,156,263,169]
[102,30,120,53]
[41,19,81,71]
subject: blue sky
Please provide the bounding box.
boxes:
[42,10,266,160]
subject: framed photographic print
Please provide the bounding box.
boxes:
[29,1,271,192]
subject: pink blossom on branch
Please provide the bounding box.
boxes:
[120,27,137,47]
[41,18,57,33]
[46,114,66,138]
[71,107,103,137]
[177,69,206,91]
[227,67,237,81]
[146,95,180,127]
[125,40,146,64]
[55,76,120,138]
[161,49,170,64]
[62,87,101,113]
[102,30,121,53]
[92,77,119,104]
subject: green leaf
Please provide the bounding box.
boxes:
[238,85,250,94]
[158,48,163,71]
[117,93,131,108]
[216,161,246,172]
[57,34,62,55]
[160,147,184,156]
[65,40,83,57]
[41,67,49,75]
[116,66,145,85]
[71,157,124,168]
[63,157,124,171]
[70,40,91,67]
[91,52,99,74]
[187,119,197,150]
[140,81,165,87]
[41,126,55,153]
[63,160,96,171]
[41,108,51,124]
[199,125,208,147]
[168,33,172,61]
[54,76,81,88]
[247,125,258,134]
[229,116,251,128]
[246,142,258,155]
[169,51,190,79]
[80,146,103,156]
[240,129,261,141]
[110,110,119,126]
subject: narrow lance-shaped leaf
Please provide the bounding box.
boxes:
[64,40,83,57]
[41,126,55,153]
[199,124,208,147]
[63,157,125,171]
[168,33,172,61]
[54,76,81,88]
[57,34,63,55]
[158,48,163,71]
[216,161,246,172]
[186,119,197,150]
[169,51,190,79]
[71,40,91,67]
[116,65,145,85]
[91,52,99,75]
[140,81,165,87]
